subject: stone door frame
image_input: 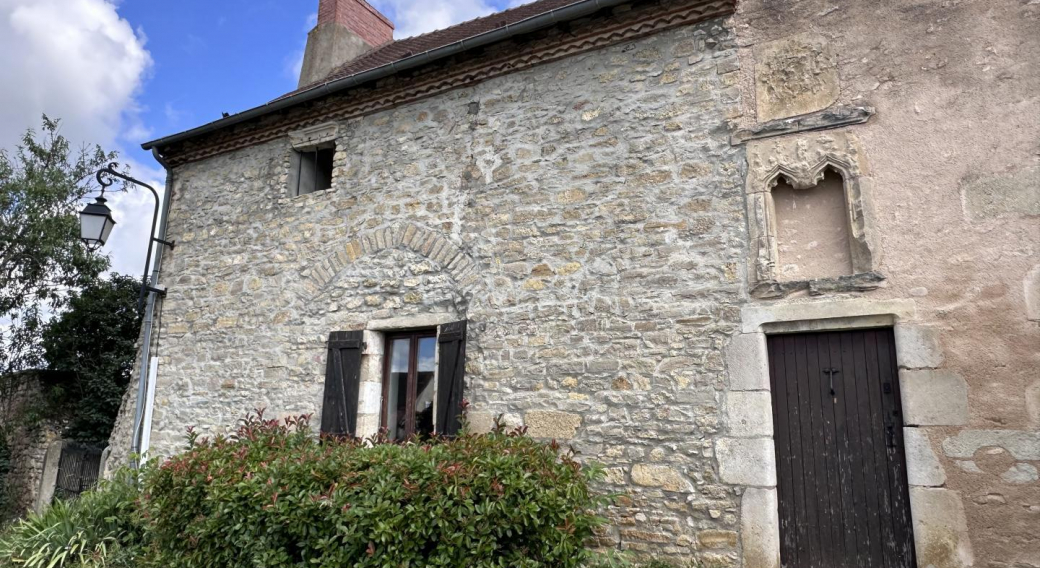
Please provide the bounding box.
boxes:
[720,298,973,568]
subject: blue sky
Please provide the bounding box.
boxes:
[0,0,521,278]
[119,0,522,168]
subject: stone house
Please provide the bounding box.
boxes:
[110,0,1039,565]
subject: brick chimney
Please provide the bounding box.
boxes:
[298,0,394,87]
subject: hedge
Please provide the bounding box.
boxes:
[141,410,611,568]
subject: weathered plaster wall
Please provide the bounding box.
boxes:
[732,1,1040,566]
[114,19,754,559]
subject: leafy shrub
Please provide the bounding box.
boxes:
[142,410,610,568]
[0,470,142,568]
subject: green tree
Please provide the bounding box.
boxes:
[41,274,142,445]
[0,116,117,375]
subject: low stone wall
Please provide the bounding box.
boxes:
[0,372,63,520]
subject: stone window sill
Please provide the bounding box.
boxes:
[750,271,885,299]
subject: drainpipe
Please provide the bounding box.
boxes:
[128,148,174,466]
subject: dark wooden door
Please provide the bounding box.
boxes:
[768,328,916,568]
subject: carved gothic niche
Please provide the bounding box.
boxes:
[746,131,883,299]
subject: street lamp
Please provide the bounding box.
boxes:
[80,162,174,310]
[79,196,116,251]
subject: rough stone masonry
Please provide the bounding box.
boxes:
[127,18,749,560]
[109,0,1040,565]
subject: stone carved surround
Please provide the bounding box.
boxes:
[744,131,883,299]
[720,299,975,568]
[132,20,754,557]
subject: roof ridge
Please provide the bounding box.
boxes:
[387,0,554,43]
[283,0,584,100]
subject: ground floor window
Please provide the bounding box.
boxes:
[382,330,437,440]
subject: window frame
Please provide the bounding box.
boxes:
[290,143,335,197]
[380,329,438,439]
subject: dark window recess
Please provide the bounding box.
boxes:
[382,330,438,440]
[291,145,335,196]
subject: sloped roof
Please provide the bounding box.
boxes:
[280,0,584,100]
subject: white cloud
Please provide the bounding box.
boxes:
[370,0,498,39]
[103,159,167,278]
[0,0,159,279]
[284,12,318,84]
[0,0,152,150]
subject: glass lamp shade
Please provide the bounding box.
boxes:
[80,196,116,250]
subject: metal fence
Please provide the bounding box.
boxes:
[53,443,103,500]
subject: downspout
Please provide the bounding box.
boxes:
[128,148,174,465]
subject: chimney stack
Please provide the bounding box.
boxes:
[298,0,394,87]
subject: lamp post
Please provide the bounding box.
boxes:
[80,162,174,310]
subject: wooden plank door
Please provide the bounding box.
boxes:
[768,328,916,568]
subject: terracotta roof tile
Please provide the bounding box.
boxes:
[278,0,584,100]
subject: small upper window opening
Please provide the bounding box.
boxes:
[291,144,335,196]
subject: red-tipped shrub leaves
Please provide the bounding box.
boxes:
[141,410,611,568]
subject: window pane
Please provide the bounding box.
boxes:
[414,337,436,437]
[387,338,410,441]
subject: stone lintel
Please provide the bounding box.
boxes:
[731,105,875,145]
[366,312,462,331]
[740,298,916,334]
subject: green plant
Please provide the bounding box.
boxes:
[0,470,142,568]
[41,274,143,444]
[0,116,115,375]
[142,410,612,568]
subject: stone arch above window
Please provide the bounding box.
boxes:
[746,131,881,298]
[297,222,485,302]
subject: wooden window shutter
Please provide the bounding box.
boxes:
[436,320,467,436]
[320,330,364,437]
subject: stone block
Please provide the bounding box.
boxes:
[726,391,774,437]
[941,429,1040,461]
[358,381,382,415]
[741,488,781,568]
[524,410,581,439]
[909,488,974,568]
[716,437,776,487]
[631,463,693,493]
[903,428,945,487]
[696,529,738,549]
[754,33,839,122]
[726,333,769,391]
[893,325,944,369]
[960,166,1040,221]
[1001,463,1039,484]
[1027,381,1040,428]
[900,370,968,426]
[466,411,495,434]
[1027,264,1040,322]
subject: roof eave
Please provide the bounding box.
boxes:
[141,0,624,153]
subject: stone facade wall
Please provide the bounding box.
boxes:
[129,18,752,559]
[731,1,1040,566]
[108,0,1040,564]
